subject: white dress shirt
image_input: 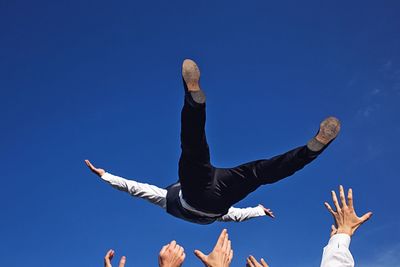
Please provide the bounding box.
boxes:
[320,233,354,267]
[101,172,267,222]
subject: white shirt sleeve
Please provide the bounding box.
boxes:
[217,206,266,222]
[320,234,354,267]
[100,172,167,209]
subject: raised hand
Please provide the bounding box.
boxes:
[246,255,269,267]
[258,204,275,218]
[104,249,126,267]
[324,185,373,236]
[194,229,233,267]
[158,240,185,267]
[85,159,105,177]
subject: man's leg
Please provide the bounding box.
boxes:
[211,117,341,209]
[178,59,213,207]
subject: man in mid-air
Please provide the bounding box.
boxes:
[86,59,340,224]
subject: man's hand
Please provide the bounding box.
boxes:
[85,159,105,177]
[194,229,233,267]
[104,249,126,267]
[324,185,373,237]
[246,255,269,267]
[258,204,275,218]
[158,240,185,267]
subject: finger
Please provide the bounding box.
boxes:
[339,185,347,207]
[223,239,231,256]
[331,190,341,212]
[169,240,177,249]
[347,188,354,209]
[262,207,274,217]
[174,244,181,254]
[360,212,373,223]
[250,255,260,266]
[261,258,269,267]
[324,202,336,215]
[215,229,227,249]
[221,232,229,251]
[85,159,94,170]
[86,160,100,175]
[227,240,231,253]
[194,250,207,263]
[105,249,114,258]
[266,209,275,218]
[247,257,255,267]
[228,249,234,262]
[178,246,185,256]
[118,256,126,267]
[104,249,114,267]
[159,244,169,256]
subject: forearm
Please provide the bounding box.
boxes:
[101,172,167,208]
[320,234,354,267]
[218,206,266,222]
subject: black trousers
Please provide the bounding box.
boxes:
[178,100,321,214]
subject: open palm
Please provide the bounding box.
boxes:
[324,185,372,236]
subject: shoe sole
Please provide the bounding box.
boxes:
[182,59,201,92]
[315,117,341,145]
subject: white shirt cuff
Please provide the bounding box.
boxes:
[328,233,351,249]
[255,205,267,216]
[101,172,112,180]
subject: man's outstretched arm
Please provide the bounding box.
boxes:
[217,204,275,222]
[85,159,167,209]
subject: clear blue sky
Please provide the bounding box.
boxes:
[1,1,399,266]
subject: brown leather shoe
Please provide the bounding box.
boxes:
[307,117,341,151]
[182,59,206,105]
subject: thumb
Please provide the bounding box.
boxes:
[360,212,373,223]
[194,250,207,263]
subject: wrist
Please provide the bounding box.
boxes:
[336,227,352,236]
